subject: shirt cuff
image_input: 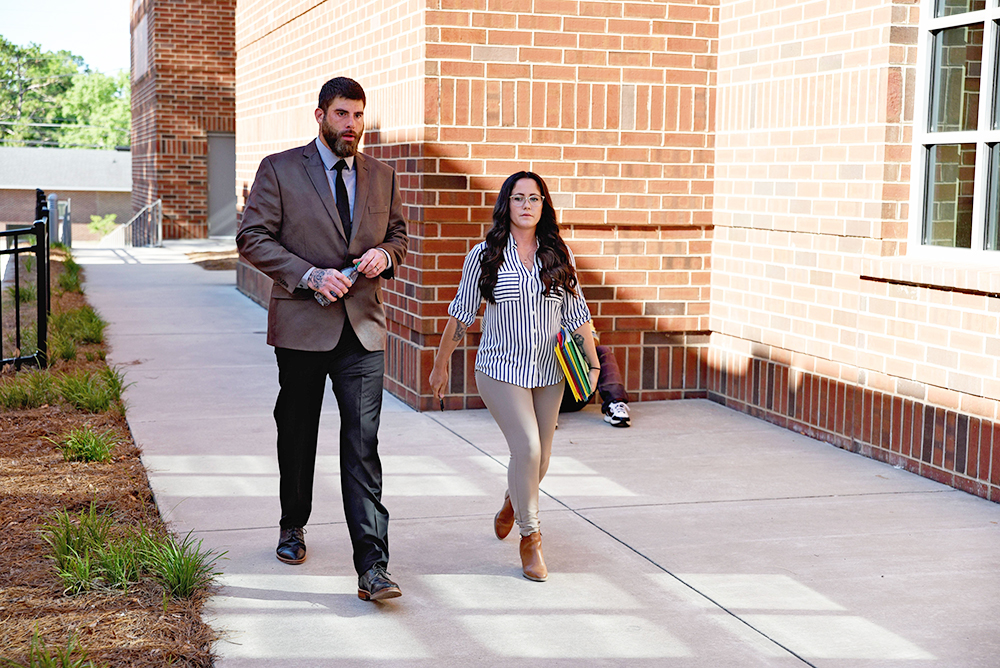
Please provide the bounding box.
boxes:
[378,247,392,269]
[298,268,315,290]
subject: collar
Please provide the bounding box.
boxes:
[315,137,355,171]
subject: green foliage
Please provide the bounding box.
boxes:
[0,36,129,149]
[0,365,125,412]
[141,531,226,599]
[0,630,105,668]
[50,306,105,345]
[94,538,143,590]
[48,328,76,361]
[86,214,117,237]
[50,427,118,463]
[0,369,56,409]
[41,503,113,575]
[5,281,37,303]
[23,255,35,273]
[39,505,223,600]
[0,36,82,148]
[3,322,37,362]
[56,367,125,414]
[58,70,130,149]
[55,549,96,595]
[57,257,82,293]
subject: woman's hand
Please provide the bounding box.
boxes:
[429,361,450,401]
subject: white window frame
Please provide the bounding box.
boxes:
[909,0,1000,260]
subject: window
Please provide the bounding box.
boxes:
[913,0,1000,254]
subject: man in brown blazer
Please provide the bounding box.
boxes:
[237,77,408,601]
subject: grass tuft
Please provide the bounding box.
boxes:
[0,630,105,668]
[0,370,56,410]
[40,503,114,574]
[56,367,128,414]
[142,531,226,599]
[5,282,37,304]
[50,428,118,463]
[50,307,106,346]
[39,506,223,600]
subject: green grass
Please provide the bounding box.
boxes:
[39,505,224,600]
[5,282,37,304]
[57,257,82,293]
[48,329,77,362]
[41,503,114,573]
[0,630,105,668]
[56,367,128,414]
[142,531,226,599]
[50,428,119,463]
[94,537,143,590]
[0,367,127,413]
[49,307,106,346]
[0,370,57,410]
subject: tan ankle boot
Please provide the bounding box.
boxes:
[519,532,548,581]
[494,492,514,540]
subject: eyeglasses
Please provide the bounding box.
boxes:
[509,195,544,208]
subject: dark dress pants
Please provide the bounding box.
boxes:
[273,323,389,576]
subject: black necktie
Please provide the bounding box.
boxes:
[334,159,351,240]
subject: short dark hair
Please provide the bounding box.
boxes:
[318,77,366,111]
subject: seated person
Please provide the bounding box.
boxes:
[559,323,630,427]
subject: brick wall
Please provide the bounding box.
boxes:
[709,0,999,502]
[231,0,998,502]
[0,190,130,239]
[131,0,236,238]
[414,0,719,410]
[235,0,425,401]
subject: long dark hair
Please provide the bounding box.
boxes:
[478,171,579,303]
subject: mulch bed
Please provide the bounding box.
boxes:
[0,256,216,666]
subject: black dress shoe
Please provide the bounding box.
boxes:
[357,564,401,601]
[276,526,306,564]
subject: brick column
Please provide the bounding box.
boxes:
[131,0,236,238]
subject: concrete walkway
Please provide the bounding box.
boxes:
[75,241,1000,668]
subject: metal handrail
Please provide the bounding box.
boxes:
[0,220,48,369]
[101,199,162,247]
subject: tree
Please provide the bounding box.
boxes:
[59,70,130,149]
[0,36,80,147]
[0,36,130,149]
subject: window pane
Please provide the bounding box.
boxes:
[935,0,986,17]
[995,21,1000,130]
[930,24,985,132]
[987,144,1000,250]
[924,144,977,248]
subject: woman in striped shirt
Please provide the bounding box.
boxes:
[429,171,600,582]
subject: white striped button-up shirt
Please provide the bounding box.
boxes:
[449,236,592,388]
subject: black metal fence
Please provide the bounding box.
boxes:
[1,220,49,369]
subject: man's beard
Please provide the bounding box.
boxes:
[321,118,360,158]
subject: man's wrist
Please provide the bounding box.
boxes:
[299,267,316,290]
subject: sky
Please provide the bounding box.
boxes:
[0,0,132,74]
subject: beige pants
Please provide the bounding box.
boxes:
[475,371,564,536]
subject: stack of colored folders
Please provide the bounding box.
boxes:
[554,327,593,402]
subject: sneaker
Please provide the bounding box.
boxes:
[603,401,630,427]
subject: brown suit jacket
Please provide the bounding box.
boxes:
[237,140,408,352]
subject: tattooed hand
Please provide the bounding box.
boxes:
[307,267,354,305]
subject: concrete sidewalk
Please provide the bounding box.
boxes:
[76,241,1000,667]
